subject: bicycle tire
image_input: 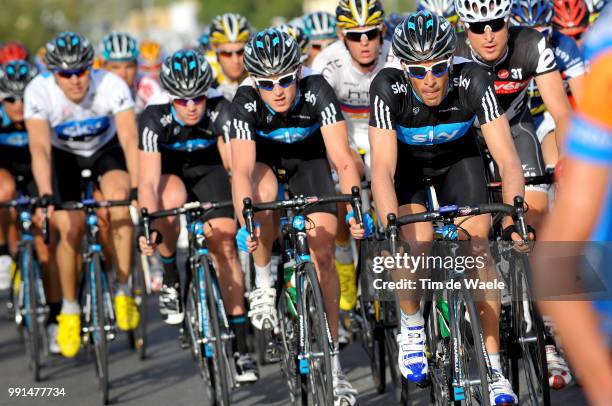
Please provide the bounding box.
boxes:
[22,244,41,381]
[91,254,110,404]
[425,298,452,406]
[300,263,334,406]
[508,256,550,406]
[277,282,300,405]
[202,260,231,406]
[131,254,148,360]
[449,287,490,406]
[383,298,404,403]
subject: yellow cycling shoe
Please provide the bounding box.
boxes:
[114,294,140,331]
[336,261,357,311]
[57,313,81,358]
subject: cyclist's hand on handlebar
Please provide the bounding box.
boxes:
[346,211,374,240]
[503,225,535,253]
[138,229,161,256]
[236,224,260,253]
[35,194,55,223]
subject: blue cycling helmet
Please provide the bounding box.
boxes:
[510,0,554,27]
[303,11,337,40]
[160,49,213,98]
[45,32,94,71]
[100,32,139,62]
[0,60,38,98]
[197,28,210,54]
[244,29,300,77]
[384,13,405,40]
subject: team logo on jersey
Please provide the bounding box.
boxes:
[305,91,317,105]
[494,80,529,94]
[210,110,219,122]
[160,114,172,126]
[497,69,510,79]
[244,101,257,112]
[412,107,420,115]
[391,82,409,94]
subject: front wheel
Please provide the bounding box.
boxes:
[300,263,334,406]
[91,254,110,404]
[22,245,42,381]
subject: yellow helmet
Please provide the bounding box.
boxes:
[138,40,164,69]
[209,13,252,45]
[336,0,385,29]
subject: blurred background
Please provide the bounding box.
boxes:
[0,0,416,53]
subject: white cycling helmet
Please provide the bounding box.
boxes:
[455,0,511,22]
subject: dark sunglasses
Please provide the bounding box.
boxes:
[254,71,298,91]
[343,27,381,42]
[3,96,22,104]
[217,48,245,58]
[465,18,507,34]
[403,58,452,80]
[56,68,89,79]
[172,95,207,106]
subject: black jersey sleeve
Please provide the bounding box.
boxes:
[515,27,557,77]
[229,85,259,141]
[457,63,504,125]
[306,75,344,128]
[209,96,233,141]
[368,68,402,130]
[138,104,169,153]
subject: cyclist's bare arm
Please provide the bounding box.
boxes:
[230,138,256,226]
[321,120,362,217]
[480,114,525,213]
[115,108,139,188]
[537,157,612,405]
[369,125,398,228]
[26,118,54,196]
[138,150,162,214]
[535,70,572,152]
[567,75,585,107]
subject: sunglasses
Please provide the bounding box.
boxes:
[343,26,381,42]
[172,95,207,106]
[217,48,245,58]
[56,68,89,79]
[253,70,298,91]
[3,96,22,104]
[403,58,452,79]
[465,18,507,34]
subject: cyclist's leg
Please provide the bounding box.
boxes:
[0,169,16,289]
[511,110,549,231]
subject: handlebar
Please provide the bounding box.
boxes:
[55,198,132,211]
[385,195,530,249]
[140,200,233,245]
[242,186,364,242]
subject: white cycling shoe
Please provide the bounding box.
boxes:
[546,345,573,389]
[247,287,277,330]
[333,367,357,406]
[397,325,428,383]
[489,370,518,405]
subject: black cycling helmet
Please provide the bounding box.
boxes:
[392,11,457,63]
[44,32,94,71]
[0,60,38,98]
[243,29,300,77]
[160,49,214,98]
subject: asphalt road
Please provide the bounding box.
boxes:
[0,288,588,406]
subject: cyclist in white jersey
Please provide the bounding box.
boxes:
[24,32,140,358]
[99,32,163,115]
[311,0,392,340]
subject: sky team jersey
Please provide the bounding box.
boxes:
[24,69,134,157]
[368,60,503,175]
[455,27,557,123]
[138,88,230,163]
[230,69,344,150]
[528,30,585,120]
[311,40,397,149]
[0,107,27,148]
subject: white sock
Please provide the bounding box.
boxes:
[335,240,353,265]
[489,352,502,373]
[333,343,342,374]
[400,308,424,332]
[115,282,131,296]
[61,299,80,315]
[254,262,274,288]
